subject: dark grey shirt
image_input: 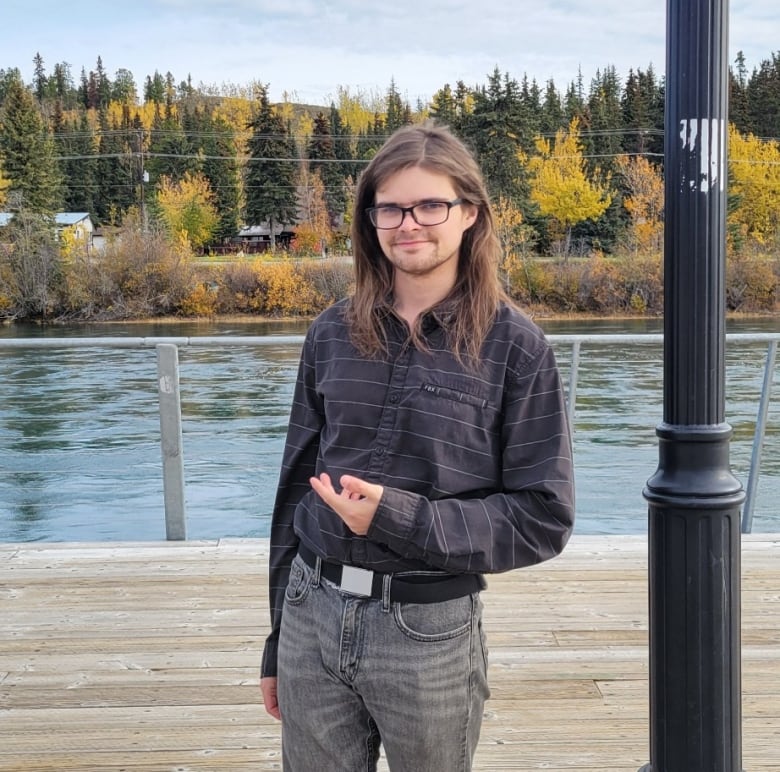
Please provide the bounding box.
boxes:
[262,298,575,676]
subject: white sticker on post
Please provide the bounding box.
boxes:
[340,566,374,597]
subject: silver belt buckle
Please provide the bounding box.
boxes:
[340,565,374,597]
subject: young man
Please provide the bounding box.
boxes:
[261,121,575,771]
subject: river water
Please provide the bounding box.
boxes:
[0,316,777,541]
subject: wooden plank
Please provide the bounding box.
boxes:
[1,535,780,771]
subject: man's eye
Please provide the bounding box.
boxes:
[419,202,445,212]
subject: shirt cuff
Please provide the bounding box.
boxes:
[367,486,421,555]
[261,633,279,678]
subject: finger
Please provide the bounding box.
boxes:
[340,475,378,500]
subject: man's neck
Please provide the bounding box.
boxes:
[392,272,455,327]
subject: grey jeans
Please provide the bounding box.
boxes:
[277,554,490,772]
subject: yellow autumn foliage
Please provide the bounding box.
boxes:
[527,118,613,250]
[616,154,664,254]
[156,171,219,249]
[728,124,780,245]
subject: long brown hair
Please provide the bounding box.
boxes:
[346,120,508,364]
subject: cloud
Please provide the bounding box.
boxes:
[3,0,777,105]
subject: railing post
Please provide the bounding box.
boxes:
[566,340,581,428]
[742,340,778,533]
[156,343,186,540]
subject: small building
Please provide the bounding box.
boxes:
[0,212,95,251]
[54,213,94,249]
[233,222,295,253]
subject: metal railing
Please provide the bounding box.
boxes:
[1,332,777,537]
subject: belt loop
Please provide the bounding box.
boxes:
[313,556,322,588]
[381,573,392,612]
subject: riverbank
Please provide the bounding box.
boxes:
[3,308,778,328]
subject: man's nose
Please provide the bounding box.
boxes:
[398,209,419,229]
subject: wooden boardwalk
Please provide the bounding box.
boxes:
[1,534,779,771]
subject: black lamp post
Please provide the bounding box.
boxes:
[641,1,745,771]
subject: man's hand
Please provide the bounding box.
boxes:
[261,676,281,720]
[310,472,383,536]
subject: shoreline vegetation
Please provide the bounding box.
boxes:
[0,232,777,326]
[2,56,780,327]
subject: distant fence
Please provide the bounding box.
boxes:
[0,332,776,537]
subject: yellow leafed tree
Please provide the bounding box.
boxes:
[616,154,664,254]
[728,124,780,245]
[156,171,218,250]
[527,118,613,257]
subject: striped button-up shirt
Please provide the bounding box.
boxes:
[262,298,575,676]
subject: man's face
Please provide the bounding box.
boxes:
[373,166,477,286]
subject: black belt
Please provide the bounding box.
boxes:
[297,544,485,604]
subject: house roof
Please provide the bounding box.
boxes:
[0,212,93,227]
[55,213,92,226]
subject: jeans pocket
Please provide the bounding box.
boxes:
[284,555,312,606]
[393,594,474,642]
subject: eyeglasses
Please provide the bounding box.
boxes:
[366,199,464,229]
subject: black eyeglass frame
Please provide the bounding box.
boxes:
[365,198,464,229]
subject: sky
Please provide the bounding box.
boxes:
[3,0,778,106]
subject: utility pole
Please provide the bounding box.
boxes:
[641,1,745,771]
[138,128,148,232]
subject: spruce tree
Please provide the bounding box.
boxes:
[0,72,63,213]
[540,80,565,136]
[309,112,346,226]
[244,85,298,245]
[195,108,241,244]
[746,53,780,139]
[55,109,98,215]
[461,68,527,202]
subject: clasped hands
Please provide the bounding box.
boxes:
[309,472,383,535]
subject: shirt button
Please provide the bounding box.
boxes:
[389,393,399,403]
[375,447,385,456]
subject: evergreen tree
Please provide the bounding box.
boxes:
[621,66,664,159]
[461,68,527,203]
[55,109,98,215]
[581,66,627,251]
[587,66,623,170]
[144,71,166,104]
[244,84,298,245]
[146,105,199,189]
[0,68,24,105]
[33,53,48,102]
[539,80,565,136]
[94,56,112,109]
[309,111,346,226]
[385,79,409,132]
[729,51,751,133]
[113,68,139,105]
[330,104,357,184]
[0,72,63,213]
[51,62,77,109]
[193,108,241,244]
[94,108,136,223]
[430,84,458,128]
[518,75,542,153]
[746,52,780,139]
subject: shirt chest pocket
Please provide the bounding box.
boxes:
[419,382,492,410]
[406,380,500,443]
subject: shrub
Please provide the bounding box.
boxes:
[727,251,778,311]
[257,260,322,316]
[179,282,219,317]
[61,220,197,319]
